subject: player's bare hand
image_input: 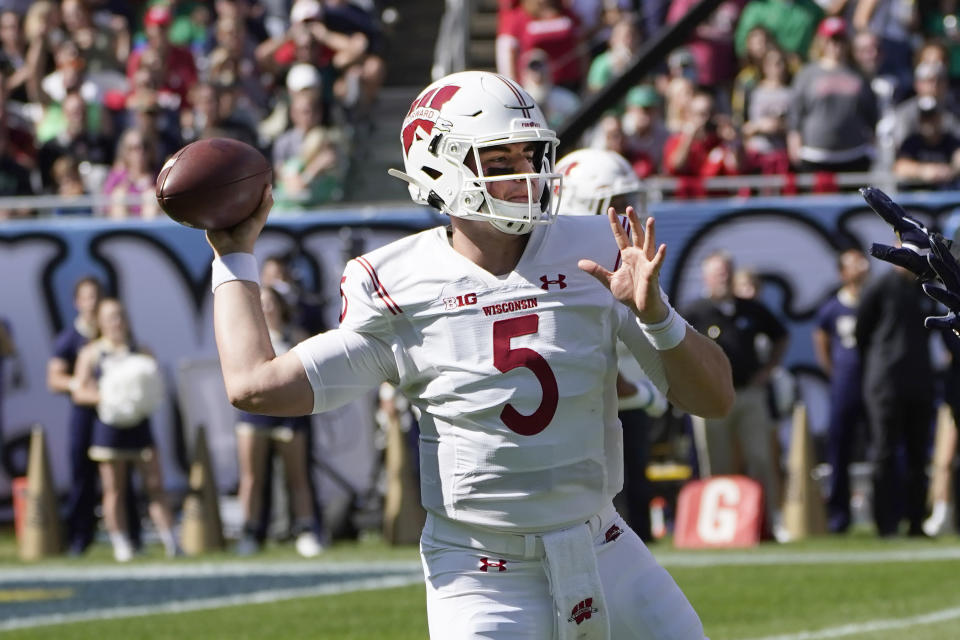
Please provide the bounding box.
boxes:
[206,184,273,257]
[578,207,669,324]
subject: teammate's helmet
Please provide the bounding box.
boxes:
[555,149,641,216]
[390,71,562,235]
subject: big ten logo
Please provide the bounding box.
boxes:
[674,476,763,549]
[443,292,478,310]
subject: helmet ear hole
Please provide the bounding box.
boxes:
[422,167,442,180]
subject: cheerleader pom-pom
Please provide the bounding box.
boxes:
[97,353,165,428]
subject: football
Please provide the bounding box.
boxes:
[156,138,272,230]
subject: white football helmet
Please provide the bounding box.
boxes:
[555,149,641,216]
[389,71,562,235]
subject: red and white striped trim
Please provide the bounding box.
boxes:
[355,256,403,315]
[493,73,532,119]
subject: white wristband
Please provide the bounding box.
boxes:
[211,253,260,293]
[639,303,687,351]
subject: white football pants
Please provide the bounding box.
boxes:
[420,509,707,639]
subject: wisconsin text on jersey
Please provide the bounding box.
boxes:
[481,297,539,316]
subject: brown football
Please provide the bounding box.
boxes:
[156,138,272,230]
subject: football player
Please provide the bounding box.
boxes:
[207,71,733,639]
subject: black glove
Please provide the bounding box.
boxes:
[923,232,960,332]
[861,187,938,281]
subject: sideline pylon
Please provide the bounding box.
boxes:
[180,426,224,554]
[783,403,827,539]
[19,427,63,560]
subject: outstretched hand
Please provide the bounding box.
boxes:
[922,233,960,331]
[863,186,960,332]
[862,186,938,281]
[206,184,273,257]
[578,207,668,324]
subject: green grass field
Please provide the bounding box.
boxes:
[2,528,960,639]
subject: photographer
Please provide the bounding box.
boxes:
[663,88,741,181]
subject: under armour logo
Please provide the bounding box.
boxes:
[479,557,507,572]
[568,597,598,625]
[540,274,567,290]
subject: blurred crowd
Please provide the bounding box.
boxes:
[498,0,960,194]
[0,0,386,220]
[4,0,960,220]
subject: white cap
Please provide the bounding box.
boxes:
[286,63,322,93]
[290,0,322,23]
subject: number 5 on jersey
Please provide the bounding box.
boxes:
[493,314,558,436]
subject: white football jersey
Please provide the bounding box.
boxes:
[293,215,668,531]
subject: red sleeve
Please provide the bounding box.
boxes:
[497,3,520,35]
[663,134,682,175]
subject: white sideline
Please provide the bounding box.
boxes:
[0,571,424,631]
[743,604,960,640]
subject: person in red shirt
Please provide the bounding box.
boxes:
[125,5,197,109]
[664,89,740,175]
[496,0,585,92]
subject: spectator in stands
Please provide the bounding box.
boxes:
[892,61,959,149]
[851,0,916,88]
[735,0,824,61]
[894,96,960,188]
[921,2,960,92]
[274,125,344,208]
[622,85,669,177]
[319,0,387,121]
[20,1,63,104]
[683,250,789,541]
[179,81,259,149]
[666,0,742,92]
[0,76,36,170]
[255,0,368,122]
[37,91,113,192]
[569,0,633,57]
[732,26,773,126]
[787,17,878,173]
[662,73,695,133]
[518,48,580,129]
[0,126,33,218]
[852,30,905,108]
[60,0,129,76]
[742,46,792,174]
[71,297,180,561]
[0,10,30,102]
[590,112,631,158]
[123,93,182,171]
[209,14,268,117]
[664,88,741,181]
[102,128,159,219]
[50,156,92,216]
[273,85,325,175]
[813,247,870,534]
[496,0,584,92]
[126,4,197,109]
[586,15,639,94]
[234,286,324,557]
[855,258,935,537]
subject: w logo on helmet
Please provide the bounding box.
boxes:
[402,85,461,155]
